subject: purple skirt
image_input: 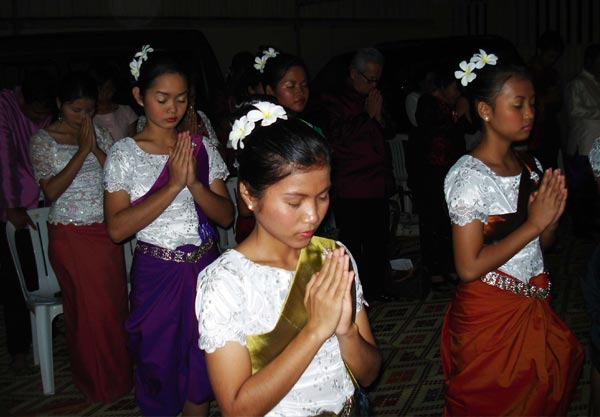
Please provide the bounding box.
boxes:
[126,240,219,416]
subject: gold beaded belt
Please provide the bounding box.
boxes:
[136,238,214,263]
[481,270,551,300]
[313,397,353,417]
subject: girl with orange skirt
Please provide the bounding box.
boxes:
[441,50,583,416]
[30,71,131,402]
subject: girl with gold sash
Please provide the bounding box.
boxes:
[195,100,381,416]
[442,50,583,415]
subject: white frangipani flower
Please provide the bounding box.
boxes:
[228,116,255,150]
[454,61,477,87]
[253,56,268,73]
[470,49,498,69]
[130,58,141,81]
[247,102,288,126]
[135,44,154,61]
[263,48,278,58]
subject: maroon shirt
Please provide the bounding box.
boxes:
[316,85,392,199]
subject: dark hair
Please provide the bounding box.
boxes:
[234,102,330,197]
[89,60,121,87]
[428,65,457,92]
[134,49,189,96]
[58,71,98,104]
[583,44,600,72]
[226,51,262,104]
[463,53,532,109]
[261,52,308,92]
[537,30,565,54]
[21,70,58,108]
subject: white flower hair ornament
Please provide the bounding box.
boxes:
[228,102,288,150]
[130,44,154,81]
[454,49,498,86]
[253,48,279,73]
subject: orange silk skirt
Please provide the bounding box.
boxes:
[441,273,583,416]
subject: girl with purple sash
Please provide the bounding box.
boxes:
[103,46,233,417]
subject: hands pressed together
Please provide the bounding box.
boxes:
[167,131,199,190]
[527,168,568,234]
[76,114,98,155]
[365,89,383,122]
[304,247,356,342]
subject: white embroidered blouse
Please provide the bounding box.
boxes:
[590,137,600,177]
[31,126,113,225]
[444,155,545,283]
[103,136,229,249]
[196,247,365,417]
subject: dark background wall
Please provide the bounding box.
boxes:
[2,0,599,81]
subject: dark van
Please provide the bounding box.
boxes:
[0,29,224,116]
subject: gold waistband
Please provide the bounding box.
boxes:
[481,271,551,300]
[135,238,214,263]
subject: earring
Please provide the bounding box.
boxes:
[484,117,489,121]
[247,204,253,210]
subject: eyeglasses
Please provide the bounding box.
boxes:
[358,71,380,84]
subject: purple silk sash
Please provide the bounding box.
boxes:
[131,134,216,242]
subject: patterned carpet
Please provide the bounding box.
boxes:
[0,231,596,416]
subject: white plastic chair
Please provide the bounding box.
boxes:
[5,207,62,395]
[216,176,239,251]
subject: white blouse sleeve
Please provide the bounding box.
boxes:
[95,125,114,153]
[103,141,133,195]
[30,130,56,182]
[444,164,488,226]
[203,137,229,184]
[196,257,248,353]
[590,138,600,178]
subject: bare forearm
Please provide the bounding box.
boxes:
[337,323,381,386]
[92,147,106,167]
[41,151,87,201]
[540,224,558,249]
[105,184,180,242]
[456,221,541,282]
[219,328,323,417]
[188,182,234,227]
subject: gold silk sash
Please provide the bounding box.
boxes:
[245,236,337,375]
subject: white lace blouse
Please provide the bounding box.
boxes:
[590,137,600,177]
[31,126,112,225]
[444,155,545,283]
[196,247,365,417]
[103,136,229,249]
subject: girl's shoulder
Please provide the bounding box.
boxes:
[447,154,491,179]
[30,128,53,143]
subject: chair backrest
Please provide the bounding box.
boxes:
[216,176,239,251]
[5,207,61,302]
[389,134,409,185]
[123,236,137,281]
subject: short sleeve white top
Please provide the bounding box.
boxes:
[590,137,600,177]
[31,126,113,225]
[196,246,365,417]
[103,136,229,249]
[444,155,545,283]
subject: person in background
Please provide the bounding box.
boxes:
[234,48,316,244]
[408,65,472,289]
[90,61,138,141]
[582,136,600,415]
[104,46,233,417]
[527,30,565,169]
[196,101,381,417]
[0,70,56,371]
[30,71,131,403]
[311,47,397,303]
[565,43,600,238]
[442,49,583,416]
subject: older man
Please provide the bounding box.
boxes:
[313,47,396,302]
[566,44,600,237]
